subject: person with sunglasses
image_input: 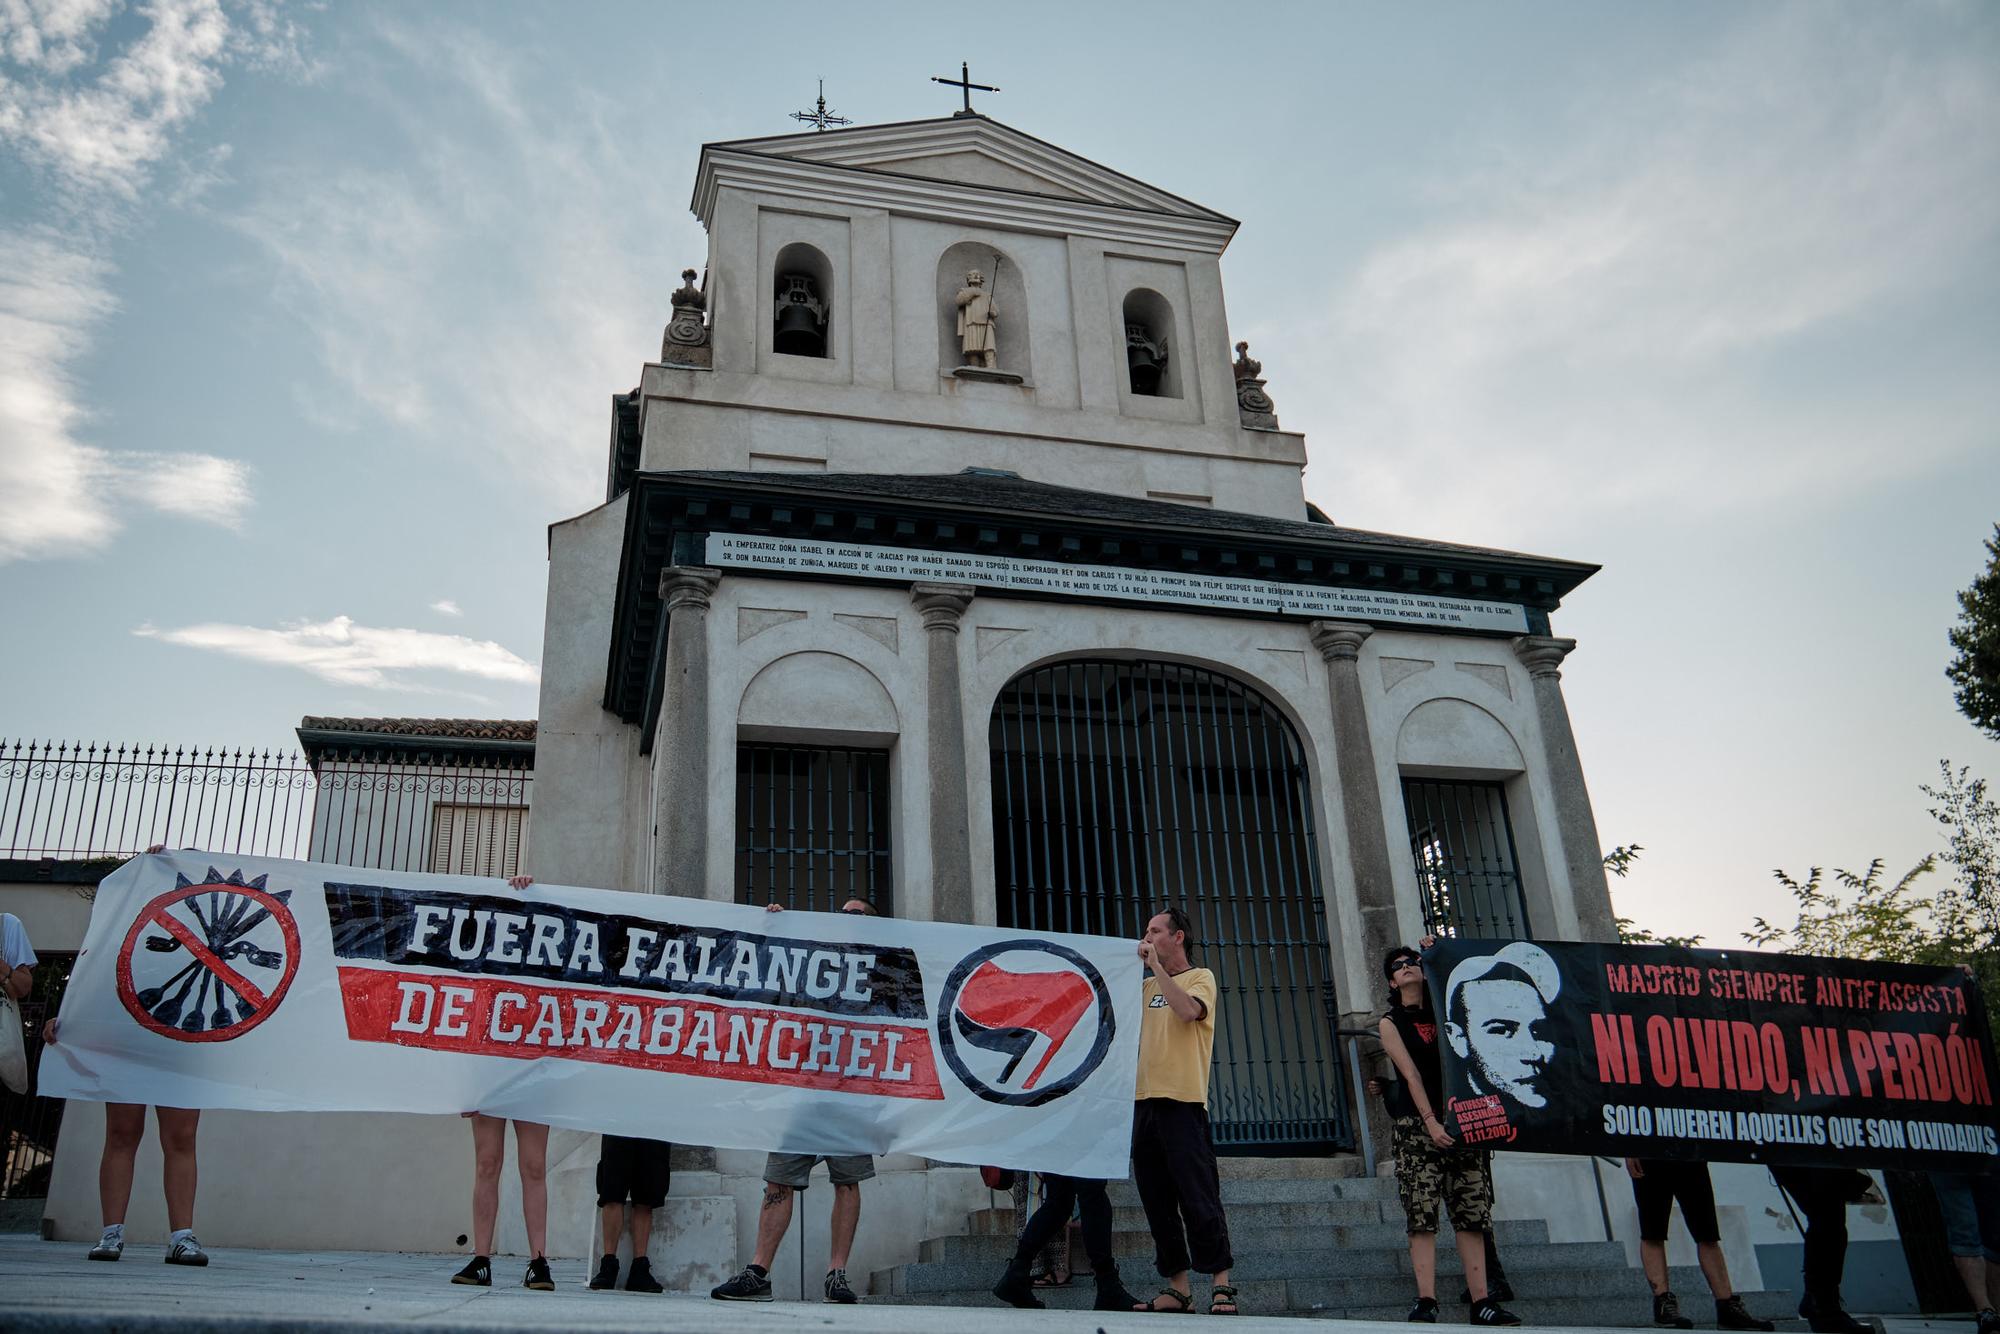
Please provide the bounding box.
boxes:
[1379,942,1520,1326]
[711,896,879,1305]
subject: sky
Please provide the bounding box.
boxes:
[2,0,1996,946]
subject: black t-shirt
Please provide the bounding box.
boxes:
[1385,1000,1445,1116]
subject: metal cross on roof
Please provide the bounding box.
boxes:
[790,80,852,132]
[931,60,998,117]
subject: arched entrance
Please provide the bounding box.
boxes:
[988,658,1351,1153]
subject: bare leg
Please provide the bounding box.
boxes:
[750,1183,793,1270]
[1456,1229,1489,1303]
[155,1108,200,1233]
[514,1121,549,1257]
[1409,1232,1438,1300]
[468,1114,505,1255]
[1641,1238,1671,1293]
[829,1182,860,1271]
[600,1203,622,1259]
[630,1204,653,1258]
[1696,1239,1736,1300]
[1955,1255,1991,1310]
[99,1103,145,1227]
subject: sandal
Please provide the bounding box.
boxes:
[1211,1283,1240,1315]
[1136,1286,1194,1313]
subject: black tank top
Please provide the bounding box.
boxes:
[1385,1000,1445,1114]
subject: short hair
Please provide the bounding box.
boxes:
[841,898,879,917]
[1154,905,1195,953]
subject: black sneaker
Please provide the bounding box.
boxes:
[1409,1296,1440,1323]
[451,1255,491,1287]
[1472,1297,1524,1326]
[1463,1281,1518,1303]
[1799,1298,1870,1334]
[589,1255,618,1290]
[1717,1295,1775,1332]
[626,1256,663,1294]
[712,1265,774,1302]
[824,1268,858,1304]
[524,1256,555,1291]
[1978,1308,1999,1334]
[1655,1290,1695,1329]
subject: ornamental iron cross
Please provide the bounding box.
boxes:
[931,60,998,116]
[790,80,852,132]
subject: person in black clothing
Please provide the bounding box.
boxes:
[1772,1166,1875,1334]
[1378,942,1521,1326]
[991,1175,1143,1312]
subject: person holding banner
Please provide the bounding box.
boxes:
[710,896,880,1306]
[450,873,554,1292]
[1378,943,1520,1326]
[1128,907,1237,1316]
[1623,1157,1773,1330]
[1771,1166,1875,1334]
[990,1173,1144,1312]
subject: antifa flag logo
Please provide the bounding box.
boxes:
[937,941,1115,1106]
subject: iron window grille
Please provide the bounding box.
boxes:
[734,743,892,914]
[1401,777,1531,939]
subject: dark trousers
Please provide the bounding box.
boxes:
[1773,1167,1851,1309]
[1013,1175,1116,1278]
[1131,1098,1233,1277]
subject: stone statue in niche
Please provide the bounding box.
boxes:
[773,273,827,357]
[661,267,711,367]
[1233,340,1280,430]
[954,269,998,369]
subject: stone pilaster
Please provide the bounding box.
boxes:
[1309,621,1404,979]
[1512,635,1618,942]
[913,583,976,923]
[652,566,721,899]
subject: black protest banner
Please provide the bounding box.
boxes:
[1426,938,2000,1169]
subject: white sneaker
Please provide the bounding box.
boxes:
[164,1231,208,1267]
[87,1227,123,1261]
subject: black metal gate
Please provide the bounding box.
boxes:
[2,951,75,1200]
[988,659,1351,1154]
[734,743,893,914]
[1401,777,1531,938]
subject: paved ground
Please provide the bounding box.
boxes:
[0,1235,1968,1333]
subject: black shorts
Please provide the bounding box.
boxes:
[597,1135,672,1209]
[1631,1159,1719,1244]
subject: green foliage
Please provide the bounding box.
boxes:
[1605,843,1707,948]
[1745,858,1939,962]
[1948,524,2000,742]
[1924,760,2000,943]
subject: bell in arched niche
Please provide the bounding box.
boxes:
[1126,322,1169,396]
[774,273,827,357]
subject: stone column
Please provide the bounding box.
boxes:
[1513,635,1619,942]
[652,566,721,899]
[1308,621,1404,986]
[913,583,976,923]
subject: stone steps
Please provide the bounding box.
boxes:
[927,1220,1578,1268]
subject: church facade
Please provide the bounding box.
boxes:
[531,110,1615,1172]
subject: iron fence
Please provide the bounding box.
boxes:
[1401,777,1530,939]
[0,738,532,875]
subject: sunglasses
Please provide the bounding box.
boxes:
[1391,957,1423,973]
[839,906,870,916]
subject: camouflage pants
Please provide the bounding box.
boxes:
[1391,1116,1493,1236]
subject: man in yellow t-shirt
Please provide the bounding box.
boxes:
[1130,907,1236,1316]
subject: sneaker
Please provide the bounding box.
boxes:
[163,1231,208,1267]
[1655,1290,1695,1329]
[88,1226,124,1262]
[524,1256,555,1291]
[1472,1297,1523,1326]
[451,1255,491,1286]
[1717,1295,1776,1332]
[1463,1281,1518,1303]
[1799,1297,1870,1334]
[1409,1296,1440,1323]
[590,1255,618,1291]
[626,1256,663,1294]
[711,1264,775,1302]
[1977,1308,1999,1334]
[824,1268,859,1304]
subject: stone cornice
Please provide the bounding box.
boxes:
[693,149,1238,255]
[1308,621,1373,663]
[1512,635,1577,681]
[911,583,975,632]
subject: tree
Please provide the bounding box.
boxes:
[1923,760,2000,945]
[1948,523,2000,742]
[1605,843,1707,948]
[1744,858,1938,962]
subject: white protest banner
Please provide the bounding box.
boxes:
[39,852,1142,1177]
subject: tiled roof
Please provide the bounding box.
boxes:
[297,717,537,742]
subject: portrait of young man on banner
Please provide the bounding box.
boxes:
[1425,936,2000,1171]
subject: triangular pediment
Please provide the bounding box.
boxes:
[704,116,1231,222]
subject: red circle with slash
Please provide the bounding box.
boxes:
[116,881,302,1043]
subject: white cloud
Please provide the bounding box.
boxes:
[1295,5,2000,547]
[429,599,462,617]
[0,227,252,561]
[134,614,540,689]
